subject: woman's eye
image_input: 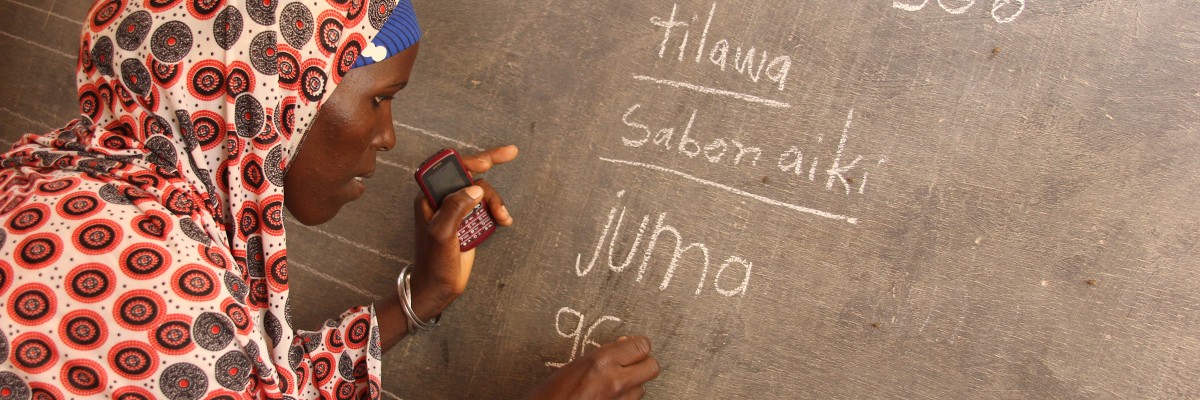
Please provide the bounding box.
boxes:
[373,95,394,105]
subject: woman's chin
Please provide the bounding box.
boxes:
[284,200,346,226]
[283,180,363,226]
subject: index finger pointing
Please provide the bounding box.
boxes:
[461,145,519,174]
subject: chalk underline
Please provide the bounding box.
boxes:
[631,75,792,109]
[599,157,859,225]
[394,122,484,152]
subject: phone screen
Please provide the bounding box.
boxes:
[424,157,472,208]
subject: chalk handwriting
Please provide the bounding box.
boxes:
[621,104,883,196]
[990,0,1026,23]
[892,0,1026,23]
[824,108,862,194]
[546,306,623,367]
[651,3,792,91]
[575,191,753,297]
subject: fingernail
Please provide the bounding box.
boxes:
[618,336,628,342]
[499,205,511,221]
[465,186,483,199]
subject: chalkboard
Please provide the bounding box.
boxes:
[3,0,1200,398]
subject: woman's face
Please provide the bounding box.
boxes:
[284,43,419,225]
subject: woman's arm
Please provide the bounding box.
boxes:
[372,145,660,398]
[377,146,517,351]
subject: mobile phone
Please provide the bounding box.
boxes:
[414,148,496,251]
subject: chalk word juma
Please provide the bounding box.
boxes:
[651,3,792,92]
[546,307,622,367]
[622,105,883,196]
[575,191,753,298]
[893,0,1027,23]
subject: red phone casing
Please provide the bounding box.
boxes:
[413,148,496,251]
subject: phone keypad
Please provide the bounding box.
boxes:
[458,203,495,249]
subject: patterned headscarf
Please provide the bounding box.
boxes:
[0,0,418,398]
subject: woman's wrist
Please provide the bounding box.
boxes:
[406,266,456,321]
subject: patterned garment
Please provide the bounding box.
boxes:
[0,0,418,398]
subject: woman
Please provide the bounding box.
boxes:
[0,1,658,398]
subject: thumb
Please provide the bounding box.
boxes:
[427,185,484,245]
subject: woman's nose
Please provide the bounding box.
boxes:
[376,113,397,151]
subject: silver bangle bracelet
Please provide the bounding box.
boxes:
[397,264,441,333]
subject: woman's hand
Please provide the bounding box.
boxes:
[525,336,661,400]
[409,145,518,316]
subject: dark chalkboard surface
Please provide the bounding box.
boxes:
[2,0,1198,399]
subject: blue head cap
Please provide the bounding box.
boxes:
[353,0,421,68]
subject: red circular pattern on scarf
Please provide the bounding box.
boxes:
[11,332,58,374]
[119,242,172,279]
[274,368,293,396]
[15,233,63,269]
[72,218,123,255]
[240,156,267,195]
[236,201,260,240]
[335,379,356,400]
[112,385,156,400]
[7,283,57,325]
[151,314,195,355]
[90,0,127,32]
[113,289,165,330]
[131,210,172,240]
[146,0,182,12]
[35,176,81,195]
[190,110,225,151]
[225,61,256,100]
[311,353,335,387]
[108,340,160,380]
[248,277,269,308]
[202,244,230,269]
[344,314,371,350]
[187,59,227,101]
[29,382,65,400]
[317,12,344,56]
[0,261,12,297]
[222,298,253,334]
[266,249,288,292]
[186,0,226,19]
[261,194,285,236]
[278,48,301,90]
[0,194,29,216]
[334,34,365,83]
[6,203,50,233]
[172,264,219,301]
[150,55,182,87]
[325,328,344,352]
[65,263,117,303]
[79,86,104,121]
[206,389,243,400]
[61,359,107,396]
[56,192,104,220]
[58,309,109,350]
[127,170,161,191]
